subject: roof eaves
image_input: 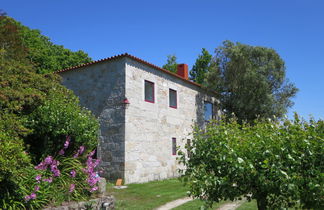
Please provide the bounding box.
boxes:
[55,53,202,88]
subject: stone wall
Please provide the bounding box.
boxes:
[59,56,220,184]
[43,195,114,210]
[59,58,126,181]
[124,58,219,183]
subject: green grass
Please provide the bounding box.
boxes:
[236,200,302,210]
[173,199,227,210]
[106,178,189,210]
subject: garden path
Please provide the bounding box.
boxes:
[155,197,245,210]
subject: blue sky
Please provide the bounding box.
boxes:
[2,0,324,120]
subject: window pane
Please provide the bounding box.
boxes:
[145,81,154,102]
[172,138,176,155]
[204,102,213,121]
[169,89,177,108]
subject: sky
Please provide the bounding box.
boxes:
[2,0,324,120]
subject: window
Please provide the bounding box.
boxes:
[169,89,177,108]
[172,138,177,155]
[144,80,154,103]
[204,102,213,121]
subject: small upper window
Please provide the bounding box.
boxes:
[169,89,177,108]
[144,80,154,103]
[204,102,213,121]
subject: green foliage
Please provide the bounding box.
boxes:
[25,92,99,162]
[1,155,93,209]
[162,54,178,73]
[0,13,99,161]
[0,14,91,74]
[189,48,212,84]
[205,40,298,122]
[0,132,31,209]
[179,115,324,209]
[0,13,100,209]
[11,18,92,73]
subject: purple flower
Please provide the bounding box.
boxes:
[35,161,47,170]
[52,160,60,166]
[73,151,80,158]
[42,177,53,183]
[25,193,37,201]
[88,150,96,158]
[73,146,86,158]
[51,165,60,177]
[69,184,75,193]
[30,193,36,199]
[64,136,70,149]
[70,170,76,178]
[90,186,98,192]
[44,156,53,165]
[34,185,40,191]
[35,175,42,183]
[50,161,61,177]
[59,149,65,155]
[79,146,85,155]
[24,195,31,201]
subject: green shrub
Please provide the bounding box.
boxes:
[1,139,100,209]
[25,91,99,162]
[0,132,31,209]
[179,115,324,209]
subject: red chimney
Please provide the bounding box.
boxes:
[176,64,188,80]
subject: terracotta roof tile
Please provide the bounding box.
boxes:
[56,53,201,88]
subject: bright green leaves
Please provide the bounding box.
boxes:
[180,115,324,209]
[190,48,212,84]
[162,55,178,73]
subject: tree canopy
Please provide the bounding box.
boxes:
[189,48,212,84]
[0,13,99,208]
[2,15,92,74]
[205,41,298,122]
[180,115,324,209]
[162,54,178,73]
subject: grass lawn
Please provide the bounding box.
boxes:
[106,178,189,210]
[173,199,227,210]
[236,200,302,210]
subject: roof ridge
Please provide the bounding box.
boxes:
[55,53,201,88]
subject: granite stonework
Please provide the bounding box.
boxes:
[124,58,219,183]
[59,55,219,184]
[43,195,114,210]
[60,58,126,181]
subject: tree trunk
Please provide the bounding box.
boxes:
[256,197,267,210]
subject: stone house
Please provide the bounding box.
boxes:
[57,53,219,183]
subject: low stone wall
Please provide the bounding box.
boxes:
[43,195,114,210]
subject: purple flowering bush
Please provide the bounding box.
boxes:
[2,136,101,209]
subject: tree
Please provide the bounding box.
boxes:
[0,13,99,162]
[162,54,178,73]
[179,115,324,209]
[189,48,212,84]
[2,15,92,74]
[205,41,298,122]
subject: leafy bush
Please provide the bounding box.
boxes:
[0,13,101,209]
[179,115,324,209]
[25,92,99,162]
[1,137,101,209]
[0,131,31,209]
